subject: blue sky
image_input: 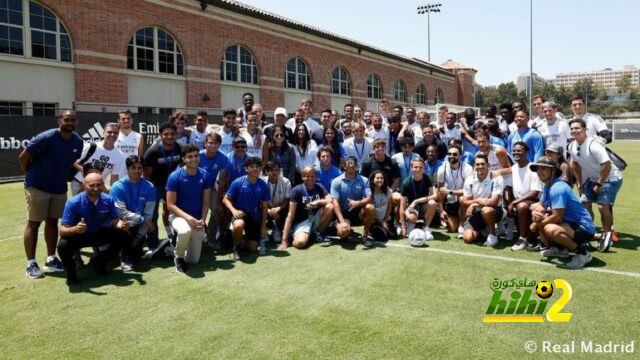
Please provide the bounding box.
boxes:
[239,0,639,86]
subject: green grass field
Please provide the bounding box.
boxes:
[1,142,638,359]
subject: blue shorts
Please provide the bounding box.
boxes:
[583,179,622,205]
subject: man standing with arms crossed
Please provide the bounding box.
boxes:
[19,110,83,278]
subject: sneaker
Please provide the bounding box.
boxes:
[511,239,529,251]
[360,235,373,248]
[164,245,175,257]
[121,261,134,272]
[259,238,267,255]
[598,232,612,253]
[566,252,593,269]
[540,247,570,258]
[175,257,188,273]
[611,229,619,243]
[484,234,498,247]
[457,225,464,239]
[396,224,403,237]
[272,227,282,243]
[26,262,44,279]
[315,231,331,245]
[232,247,241,261]
[526,243,544,252]
[423,226,434,241]
[505,218,515,241]
[143,239,170,260]
[44,257,65,272]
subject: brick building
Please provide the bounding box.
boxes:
[0,0,476,116]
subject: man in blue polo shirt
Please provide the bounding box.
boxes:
[166,144,212,273]
[199,132,229,247]
[58,173,130,285]
[531,156,595,269]
[110,155,156,272]
[223,157,270,260]
[330,156,375,247]
[19,110,84,279]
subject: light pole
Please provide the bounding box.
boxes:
[529,0,533,114]
[417,3,442,62]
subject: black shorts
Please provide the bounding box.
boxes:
[233,214,261,242]
[444,202,460,216]
[345,209,363,226]
[568,222,595,244]
[464,206,504,231]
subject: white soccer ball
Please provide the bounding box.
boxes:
[409,229,427,247]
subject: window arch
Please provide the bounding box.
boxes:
[366,74,382,99]
[220,44,257,84]
[0,0,72,62]
[331,66,350,95]
[285,57,311,91]
[434,87,444,104]
[127,27,183,75]
[393,80,406,102]
[415,84,426,105]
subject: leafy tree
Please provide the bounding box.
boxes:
[616,73,632,95]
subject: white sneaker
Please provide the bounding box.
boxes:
[566,252,593,269]
[505,218,515,241]
[540,247,570,258]
[396,225,402,236]
[511,239,528,251]
[484,234,498,247]
[457,225,464,239]
[423,226,434,241]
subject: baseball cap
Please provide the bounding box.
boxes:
[274,107,288,117]
[232,136,247,145]
[545,142,564,157]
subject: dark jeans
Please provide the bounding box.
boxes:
[57,227,129,281]
[147,187,166,250]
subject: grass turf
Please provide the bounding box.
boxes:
[0,142,639,359]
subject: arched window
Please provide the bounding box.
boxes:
[331,66,350,95]
[394,80,406,102]
[415,84,426,105]
[366,74,381,99]
[434,87,444,104]
[220,44,257,84]
[0,0,71,62]
[127,27,183,75]
[285,57,311,91]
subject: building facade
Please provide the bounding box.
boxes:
[516,73,546,94]
[0,0,476,116]
[552,65,639,90]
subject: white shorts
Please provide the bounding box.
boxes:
[292,209,323,236]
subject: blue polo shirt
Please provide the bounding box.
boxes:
[316,164,342,192]
[199,149,229,184]
[226,153,248,184]
[507,128,545,162]
[330,173,371,213]
[424,159,443,180]
[226,175,270,221]
[110,177,156,217]
[166,167,212,219]
[24,128,83,194]
[542,177,595,234]
[61,192,119,234]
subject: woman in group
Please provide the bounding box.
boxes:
[292,123,318,185]
[266,125,296,185]
[318,126,345,168]
[369,170,394,242]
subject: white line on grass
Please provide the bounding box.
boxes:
[381,242,640,279]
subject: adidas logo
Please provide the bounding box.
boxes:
[82,122,104,142]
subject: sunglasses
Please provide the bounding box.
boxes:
[274,133,285,138]
[234,145,247,149]
[576,145,581,157]
[447,152,459,156]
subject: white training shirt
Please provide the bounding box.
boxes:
[293,140,319,172]
[115,130,142,158]
[537,119,571,150]
[437,161,473,190]
[245,132,266,159]
[343,137,373,171]
[463,174,504,206]
[440,125,462,145]
[215,127,236,156]
[510,163,542,199]
[188,125,211,150]
[567,137,622,182]
[580,113,608,140]
[260,175,292,207]
[74,142,126,182]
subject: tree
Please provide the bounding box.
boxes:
[497,82,518,103]
[616,73,632,96]
[572,78,606,106]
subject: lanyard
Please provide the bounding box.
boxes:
[403,155,412,175]
[270,178,279,200]
[354,141,365,162]
[446,163,462,189]
[160,145,175,169]
[389,133,397,153]
[302,184,316,202]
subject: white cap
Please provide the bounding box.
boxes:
[274,107,288,117]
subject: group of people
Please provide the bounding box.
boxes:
[19,92,624,285]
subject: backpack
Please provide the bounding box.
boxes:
[67,143,98,181]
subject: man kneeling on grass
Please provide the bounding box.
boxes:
[530,156,595,269]
[461,154,504,247]
[166,144,211,273]
[330,156,375,247]
[399,157,438,240]
[223,157,270,260]
[280,166,334,249]
[58,173,130,285]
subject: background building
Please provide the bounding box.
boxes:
[552,65,639,90]
[516,73,546,94]
[0,0,476,117]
